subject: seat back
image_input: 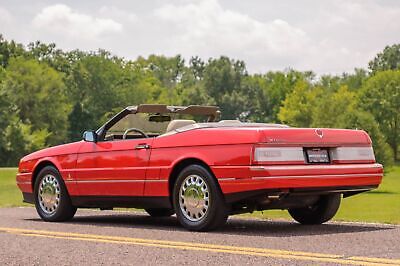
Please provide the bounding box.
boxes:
[166,120,196,132]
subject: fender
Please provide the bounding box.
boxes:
[32,155,79,195]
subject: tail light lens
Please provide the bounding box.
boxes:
[253,145,376,165]
[330,146,375,163]
[253,146,304,164]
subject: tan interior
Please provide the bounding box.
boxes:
[218,120,241,124]
[166,120,196,132]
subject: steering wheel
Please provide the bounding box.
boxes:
[122,128,149,139]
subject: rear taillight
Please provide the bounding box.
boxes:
[252,145,376,165]
[330,146,375,163]
[253,146,304,164]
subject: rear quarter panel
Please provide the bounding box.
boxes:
[145,128,259,196]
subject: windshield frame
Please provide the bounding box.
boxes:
[96,104,220,141]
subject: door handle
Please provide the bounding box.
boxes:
[135,143,151,150]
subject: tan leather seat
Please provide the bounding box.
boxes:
[166,120,196,132]
[218,120,241,124]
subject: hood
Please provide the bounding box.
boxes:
[21,141,83,162]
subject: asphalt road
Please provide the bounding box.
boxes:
[0,207,399,266]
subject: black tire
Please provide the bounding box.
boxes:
[34,166,77,222]
[145,208,175,217]
[288,194,341,225]
[173,164,228,231]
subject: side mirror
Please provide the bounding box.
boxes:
[83,131,97,142]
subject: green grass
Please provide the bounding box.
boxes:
[1,166,399,224]
[0,168,28,207]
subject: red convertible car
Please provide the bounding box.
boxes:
[16,104,383,231]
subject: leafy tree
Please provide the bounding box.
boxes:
[0,35,26,67]
[239,75,268,122]
[189,56,205,80]
[66,52,124,131]
[311,86,393,165]
[278,80,322,127]
[178,85,215,107]
[2,117,49,166]
[262,70,313,122]
[138,55,185,87]
[2,57,69,145]
[369,44,400,73]
[359,70,400,160]
[67,103,92,141]
[279,85,393,165]
[338,110,393,166]
[202,56,248,119]
[340,68,368,91]
[203,56,246,100]
[311,86,355,128]
[0,84,10,164]
[0,35,398,165]
[0,68,50,166]
[27,41,86,75]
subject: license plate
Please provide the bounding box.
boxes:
[305,148,330,163]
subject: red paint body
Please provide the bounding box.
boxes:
[16,127,383,203]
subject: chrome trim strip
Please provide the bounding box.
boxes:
[312,188,371,193]
[250,166,267,171]
[251,173,383,180]
[218,178,237,181]
[19,169,30,174]
[70,166,171,172]
[16,181,31,184]
[146,179,168,183]
[250,163,382,171]
[74,179,168,183]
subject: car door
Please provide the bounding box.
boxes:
[75,138,153,197]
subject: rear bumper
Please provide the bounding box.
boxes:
[212,163,383,196]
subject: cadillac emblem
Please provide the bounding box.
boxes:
[315,128,323,138]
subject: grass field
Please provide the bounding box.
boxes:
[1,166,399,224]
[0,168,29,207]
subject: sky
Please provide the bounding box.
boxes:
[0,0,400,74]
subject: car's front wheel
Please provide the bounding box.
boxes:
[288,194,341,225]
[34,166,77,222]
[173,165,228,231]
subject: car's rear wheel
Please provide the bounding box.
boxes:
[173,164,228,231]
[145,208,175,217]
[288,194,341,225]
[34,166,77,222]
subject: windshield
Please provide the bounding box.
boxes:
[103,112,210,141]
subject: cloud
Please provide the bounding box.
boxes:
[32,4,123,39]
[98,6,137,23]
[292,0,400,73]
[0,6,13,25]
[1,0,400,74]
[153,0,310,70]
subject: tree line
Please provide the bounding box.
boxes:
[0,35,399,166]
